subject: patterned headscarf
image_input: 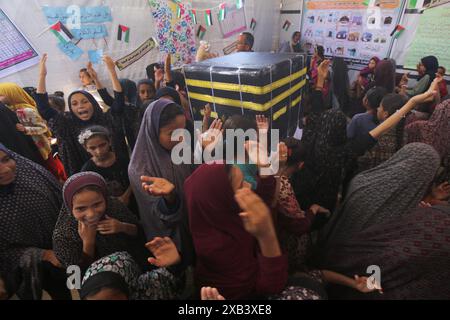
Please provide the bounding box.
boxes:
[62,172,108,211]
[406,99,450,159]
[321,143,441,245]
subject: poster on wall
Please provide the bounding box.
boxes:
[148,0,197,67]
[301,0,404,67]
[0,8,40,79]
[404,6,450,70]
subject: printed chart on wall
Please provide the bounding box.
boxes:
[301,0,404,67]
[0,8,39,78]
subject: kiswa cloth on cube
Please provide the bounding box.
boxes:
[183,52,307,137]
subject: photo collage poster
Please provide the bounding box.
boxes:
[301,0,404,67]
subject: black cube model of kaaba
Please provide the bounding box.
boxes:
[183,52,307,137]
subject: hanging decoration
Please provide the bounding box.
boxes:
[169,0,245,28]
[218,3,227,21]
[197,25,207,40]
[190,9,197,24]
[205,9,213,26]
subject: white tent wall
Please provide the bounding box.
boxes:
[1,0,282,97]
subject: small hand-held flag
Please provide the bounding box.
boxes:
[118,25,130,43]
[236,0,244,9]
[50,21,74,44]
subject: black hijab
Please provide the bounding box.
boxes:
[420,56,439,87]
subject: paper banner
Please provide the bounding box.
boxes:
[223,41,238,55]
[72,25,108,40]
[58,42,83,60]
[118,25,130,43]
[116,37,158,71]
[43,6,112,25]
[88,49,103,64]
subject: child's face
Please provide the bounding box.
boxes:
[437,68,445,76]
[80,71,93,87]
[159,115,186,151]
[369,59,377,70]
[85,136,111,161]
[417,62,426,75]
[72,189,106,226]
[139,84,155,103]
[71,93,94,121]
[377,104,388,122]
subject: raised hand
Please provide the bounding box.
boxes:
[141,176,175,197]
[87,62,98,80]
[201,287,226,300]
[256,115,269,132]
[234,188,274,239]
[317,59,331,80]
[245,140,270,168]
[102,55,117,71]
[155,67,164,84]
[39,54,48,77]
[97,215,124,235]
[199,118,223,150]
[146,237,181,268]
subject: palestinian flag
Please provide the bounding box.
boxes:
[390,25,405,39]
[197,25,207,40]
[176,3,185,19]
[250,18,257,30]
[50,21,74,44]
[205,9,213,26]
[282,20,291,31]
[219,3,227,21]
[118,25,130,43]
[190,10,197,24]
